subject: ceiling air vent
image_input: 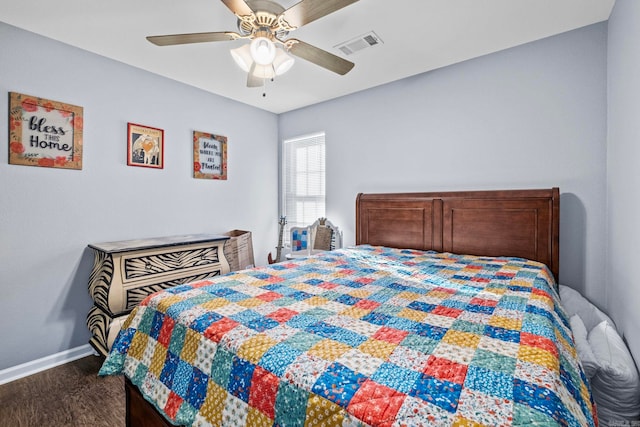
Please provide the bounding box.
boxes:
[335,31,383,56]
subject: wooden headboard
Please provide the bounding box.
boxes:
[356,188,560,281]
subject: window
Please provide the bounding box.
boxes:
[281,132,325,243]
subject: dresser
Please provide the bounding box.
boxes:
[87,234,230,356]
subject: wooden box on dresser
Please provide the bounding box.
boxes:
[87,234,230,356]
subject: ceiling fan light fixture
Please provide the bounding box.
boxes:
[273,48,295,76]
[230,44,253,72]
[251,63,276,80]
[250,37,276,65]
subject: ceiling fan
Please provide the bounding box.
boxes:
[146,0,359,87]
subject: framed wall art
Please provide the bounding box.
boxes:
[127,123,164,169]
[8,92,83,170]
[193,131,227,180]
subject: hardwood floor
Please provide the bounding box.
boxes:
[0,356,124,427]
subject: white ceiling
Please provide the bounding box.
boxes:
[1,0,615,114]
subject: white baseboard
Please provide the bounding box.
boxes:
[0,344,97,385]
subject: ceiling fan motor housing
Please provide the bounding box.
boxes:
[237,1,290,40]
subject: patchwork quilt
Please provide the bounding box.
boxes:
[100,245,597,427]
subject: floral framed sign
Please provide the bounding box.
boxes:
[8,92,83,169]
[193,131,227,180]
[127,123,164,169]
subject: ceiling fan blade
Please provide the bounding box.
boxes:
[280,0,359,29]
[147,32,239,46]
[221,0,254,17]
[247,63,263,87]
[288,39,354,75]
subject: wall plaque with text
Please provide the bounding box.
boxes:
[193,131,227,180]
[8,92,83,170]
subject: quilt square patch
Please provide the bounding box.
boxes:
[423,355,468,385]
[246,315,280,332]
[248,366,279,419]
[273,381,309,427]
[456,387,513,427]
[149,344,168,377]
[348,379,407,427]
[179,328,202,365]
[432,305,464,318]
[237,334,277,364]
[407,301,437,313]
[149,311,166,340]
[358,338,398,360]
[282,353,332,391]
[336,348,385,377]
[484,325,521,343]
[167,323,187,356]
[399,334,438,355]
[191,312,224,334]
[517,344,559,372]
[372,326,409,344]
[228,357,256,402]
[305,394,347,426]
[464,365,513,400]
[209,348,234,388]
[259,343,304,377]
[308,339,352,361]
[283,330,323,350]
[221,393,249,426]
[470,348,517,376]
[163,390,184,420]
[387,345,431,372]
[172,359,194,397]
[478,336,520,359]
[157,316,176,348]
[246,407,273,427]
[410,323,448,341]
[112,328,136,354]
[410,375,462,413]
[267,307,298,323]
[393,395,456,427]
[513,378,575,425]
[158,350,179,388]
[203,317,240,342]
[442,329,481,349]
[185,366,209,409]
[371,362,421,394]
[312,362,366,408]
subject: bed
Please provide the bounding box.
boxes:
[100,187,597,426]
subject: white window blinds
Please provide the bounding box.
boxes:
[282,132,326,239]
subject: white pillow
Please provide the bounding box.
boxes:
[588,320,640,423]
[569,314,599,379]
[559,285,616,332]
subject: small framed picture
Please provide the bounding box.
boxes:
[193,130,227,180]
[127,123,164,169]
[8,92,83,170]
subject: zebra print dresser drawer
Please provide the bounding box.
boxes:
[87,234,230,356]
[122,245,223,281]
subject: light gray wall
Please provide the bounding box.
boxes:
[0,23,278,370]
[279,23,608,307]
[1,20,615,372]
[607,0,640,364]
